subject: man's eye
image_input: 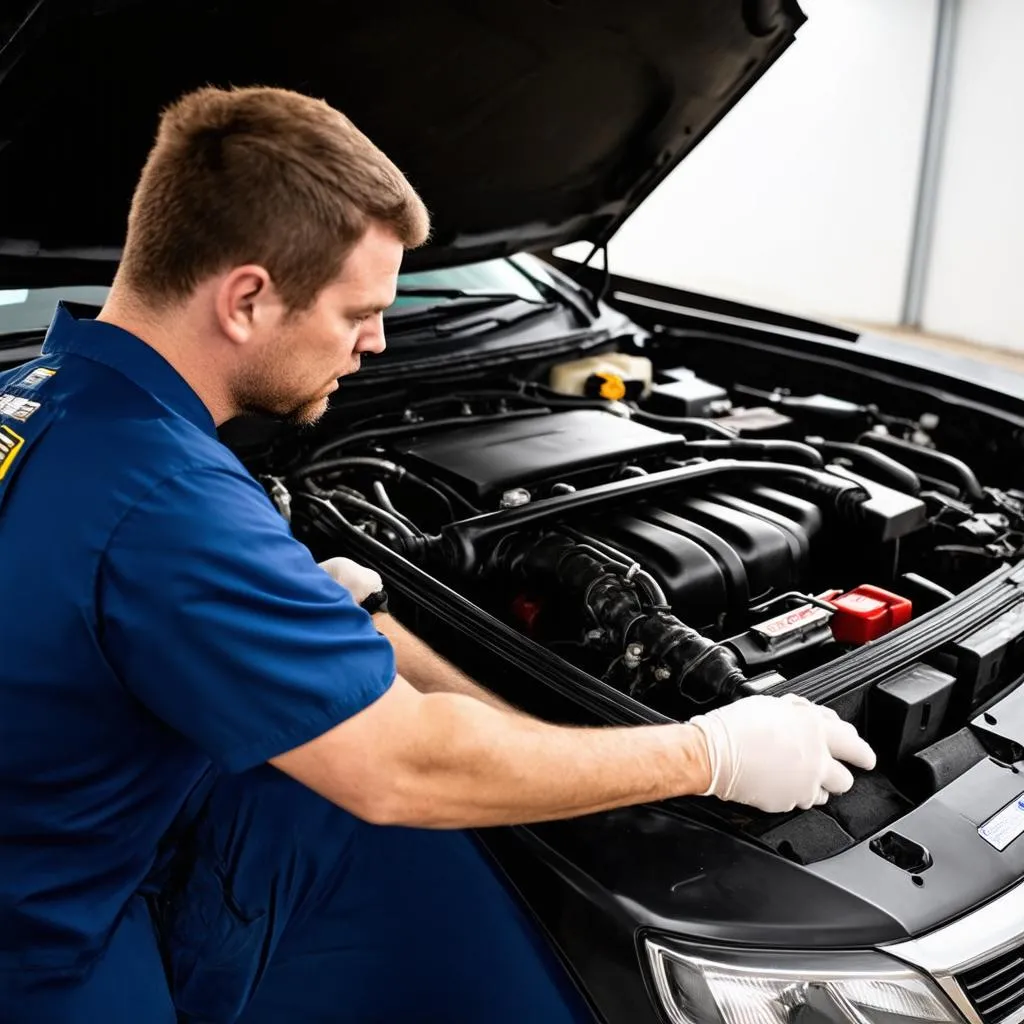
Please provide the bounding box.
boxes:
[349,315,369,326]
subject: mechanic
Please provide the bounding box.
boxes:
[0,86,876,1023]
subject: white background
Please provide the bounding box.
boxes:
[921,0,1024,352]
[563,0,1024,353]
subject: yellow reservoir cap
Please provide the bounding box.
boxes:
[596,373,626,400]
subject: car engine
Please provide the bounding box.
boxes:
[275,361,1024,862]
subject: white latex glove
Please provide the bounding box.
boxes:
[689,693,876,814]
[317,557,384,605]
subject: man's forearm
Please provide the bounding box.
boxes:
[374,612,516,713]
[274,672,875,827]
[274,676,712,829]
[386,689,709,827]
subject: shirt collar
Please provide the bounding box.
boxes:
[41,301,218,438]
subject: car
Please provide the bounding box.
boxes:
[4,2,1024,1022]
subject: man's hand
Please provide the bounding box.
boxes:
[688,693,876,813]
[318,557,383,605]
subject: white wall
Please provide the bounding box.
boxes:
[563,0,938,325]
[921,0,1024,352]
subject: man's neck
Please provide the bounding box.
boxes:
[97,289,237,426]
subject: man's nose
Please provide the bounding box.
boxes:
[358,314,387,355]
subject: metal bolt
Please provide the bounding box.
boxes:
[624,642,644,669]
[500,488,532,509]
[653,666,672,682]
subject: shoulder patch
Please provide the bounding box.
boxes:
[0,403,60,516]
[19,366,58,389]
[0,394,41,421]
[0,425,24,481]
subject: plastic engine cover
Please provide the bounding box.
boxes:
[390,409,677,500]
[585,484,823,633]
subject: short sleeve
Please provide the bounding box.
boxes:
[99,467,396,772]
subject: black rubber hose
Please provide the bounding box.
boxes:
[303,455,409,479]
[856,432,983,501]
[806,438,922,496]
[371,481,420,536]
[681,438,824,468]
[327,490,423,545]
[494,533,746,701]
[664,458,867,517]
[770,469,870,522]
[295,454,465,516]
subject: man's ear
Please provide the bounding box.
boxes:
[215,265,277,345]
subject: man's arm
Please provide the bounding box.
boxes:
[373,612,516,713]
[270,677,876,828]
[271,675,704,827]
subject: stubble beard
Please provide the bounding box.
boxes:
[288,394,330,427]
[237,390,329,427]
[234,362,332,427]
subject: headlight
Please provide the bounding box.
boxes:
[645,939,961,1024]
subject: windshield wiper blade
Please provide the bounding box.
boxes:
[387,289,558,335]
[430,301,558,337]
[387,289,553,326]
[393,287,550,306]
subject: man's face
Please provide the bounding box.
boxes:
[235,221,404,425]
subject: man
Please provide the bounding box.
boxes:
[0,86,875,1022]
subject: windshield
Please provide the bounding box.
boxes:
[0,286,112,335]
[0,255,569,339]
[391,257,549,311]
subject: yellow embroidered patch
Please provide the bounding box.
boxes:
[0,425,25,481]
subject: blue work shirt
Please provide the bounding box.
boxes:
[0,303,395,1008]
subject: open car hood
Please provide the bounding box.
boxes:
[0,0,803,285]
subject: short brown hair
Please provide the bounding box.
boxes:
[119,86,430,310]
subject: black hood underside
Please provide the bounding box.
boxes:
[0,0,803,284]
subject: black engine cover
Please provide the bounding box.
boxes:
[586,484,822,633]
[391,410,679,500]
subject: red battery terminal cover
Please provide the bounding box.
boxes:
[818,585,913,644]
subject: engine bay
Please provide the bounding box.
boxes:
[259,350,1024,866]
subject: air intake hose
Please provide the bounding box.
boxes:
[491,533,746,702]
